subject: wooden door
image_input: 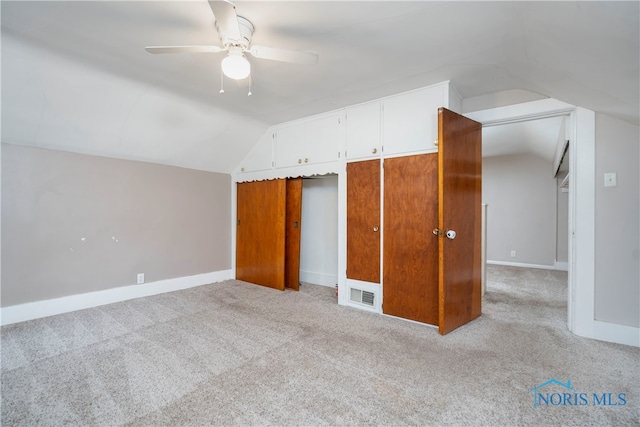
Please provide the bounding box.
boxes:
[346,160,380,283]
[438,108,482,335]
[236,179,286,290]
[285,178,303,290]
[383,154,439,325]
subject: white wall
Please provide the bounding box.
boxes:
[300,175,339,287]
[463,89,548,114]
[594,114,640,328]
[556,172,569,265]
[483,153,558,267]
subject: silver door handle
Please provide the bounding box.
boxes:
[446,230,456,240]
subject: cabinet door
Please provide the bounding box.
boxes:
[236,179,286,290]
[346,102,381,160]
[346,160,380,283]
[238,132,274,173]
[382,85,445,156]
[275,115,340,168]
[382,154,439,325]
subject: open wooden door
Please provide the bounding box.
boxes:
[438,108,482,335]
[346,160,381,283]
[236,179,286,290]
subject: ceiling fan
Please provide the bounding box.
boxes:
[145,0,319,82]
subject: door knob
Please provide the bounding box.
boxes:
[373,226,379,232]
[446,230,456,239]
[432,228,443,236]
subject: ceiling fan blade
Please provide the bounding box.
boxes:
[145,45,225,54]
[248,45,318,65]
[208,0,241,42]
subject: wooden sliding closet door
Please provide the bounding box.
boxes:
[285,178,303,290]
[438,108,482,335]
[236,179,287,290]
[383,154,439,325]
[347,160,381,283]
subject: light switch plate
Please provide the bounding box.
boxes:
[604,172,617,187]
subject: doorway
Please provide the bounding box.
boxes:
[481,116,569,270]
[481,119,570,325]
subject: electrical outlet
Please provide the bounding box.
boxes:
[604,172,617,187]
[137,273,145,284]
[511,250,516,258]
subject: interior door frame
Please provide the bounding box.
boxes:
[465,98,593,340]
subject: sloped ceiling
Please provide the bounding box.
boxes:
[2,1,638,173]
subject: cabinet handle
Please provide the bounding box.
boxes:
[304,158,309,163]
[373,226,379,232]
[372,148,377,154]
[298,159,302,164]
[434,140,439,146]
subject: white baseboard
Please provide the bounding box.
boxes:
[0,269,233,326]
[591,320,640,347]
[300,270,338,287]
[487,260,561,270]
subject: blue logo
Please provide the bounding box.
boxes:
[529,379,627,408]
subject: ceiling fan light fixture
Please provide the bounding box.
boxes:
[221,51,251,80]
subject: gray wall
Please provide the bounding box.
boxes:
[483,153,559,266]
[594,114,640,328]
[1,143,231,307]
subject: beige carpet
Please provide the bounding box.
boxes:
[1,265,639,426]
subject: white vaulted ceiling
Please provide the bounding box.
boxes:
[2,1,638,172]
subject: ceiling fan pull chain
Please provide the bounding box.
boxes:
[219,72,225,94]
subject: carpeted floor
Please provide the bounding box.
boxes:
[1,265,639,426]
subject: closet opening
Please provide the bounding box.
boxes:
[299,174,339,297]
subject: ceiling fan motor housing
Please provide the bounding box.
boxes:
[217,15,254,49]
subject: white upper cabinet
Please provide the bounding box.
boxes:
[382,84,446,156]
[275,113,341,168]
[345,102,382,160]
[233,81,462,180]
[236,131,274,173]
